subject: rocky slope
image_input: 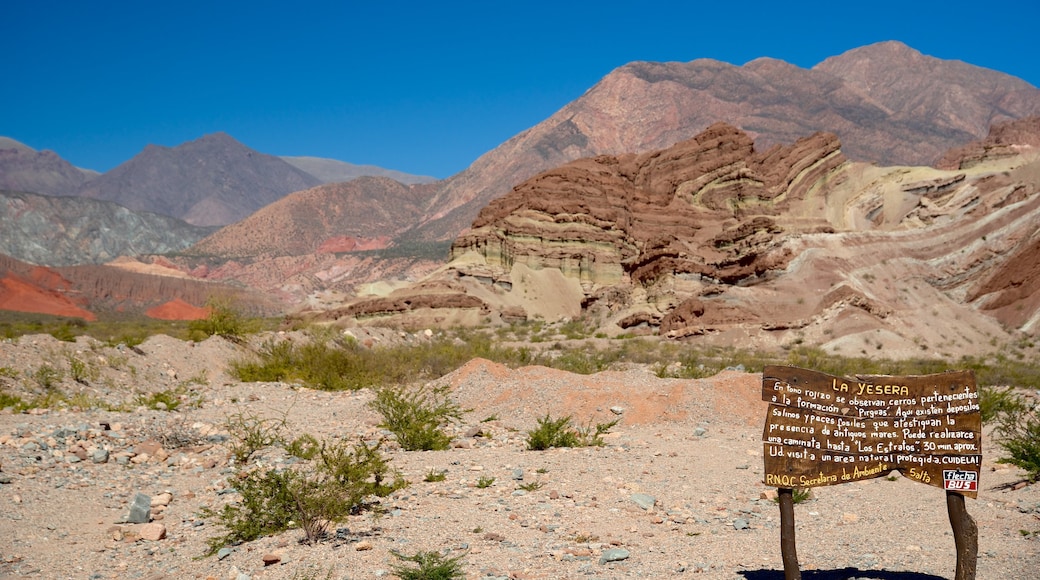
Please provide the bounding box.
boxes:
[0,332,1037,579]
[0,189,213,266]
[187,177,435,259]
[324,121,1040,360]
[0,138,96,197]
[280,156,437,185]
[75,133,322,227]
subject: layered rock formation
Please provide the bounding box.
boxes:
[936,116,1040,170]
[404,41,1040,243]
[323,121,1040,360]
[452,123,844,289]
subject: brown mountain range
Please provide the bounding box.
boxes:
[0,138,96,197]
[167,42,1040,317]
[318,118,1040,359]
[75,132,322,227]
[404,41,1040,242]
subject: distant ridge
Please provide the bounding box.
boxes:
[281,156,437,185]
[403,41,1040,242]
[0,137,95,196]
[75,132,322,226]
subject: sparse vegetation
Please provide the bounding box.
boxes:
[992,394,1040,482]
[369,384,464,451]
[205,433,406,551]
[476,476,495,488]
[224,411,287,464]
[389,549,466,580]
[526,414,618,450]
[188,298,258,341]
[424,469,447,482]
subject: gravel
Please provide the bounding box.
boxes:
[0,332,1038,579]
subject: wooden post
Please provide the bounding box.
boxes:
[946,491,978,580]
[778,487,801,580]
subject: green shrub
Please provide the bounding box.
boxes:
[370,384,464,451]
[476,476,495,488]
[993,398,1040,482]
[979,386,1026,424]
[189,298,257,341]
[389,550,466,580]
[526,414,618,450]
[527,414,579,450]
[517,480,543,491]
[206,437,405,551]
[31,364,63,390]
[68,353,103,385]
[424,469,447,482]
[135,387,190,411]
[286,433,321,460]
[225,411,286,464]
[0,390,25,410]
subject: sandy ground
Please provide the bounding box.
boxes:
[0,332,1038,579]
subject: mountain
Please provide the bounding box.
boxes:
[402,41,1040,242]
[321,121,1040,359]
[75,132,322,226]
[0,252,279,321]
[0,189,213,266]
[188,176,434,258]
[281,156,437,185]
[0,137,96,196]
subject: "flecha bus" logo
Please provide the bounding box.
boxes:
[942,469,978,492]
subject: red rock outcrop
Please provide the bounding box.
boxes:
[936,116,1040,170]
[451,124,845,288]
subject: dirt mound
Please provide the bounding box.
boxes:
[0,272,95,320]
[144,298,210,320]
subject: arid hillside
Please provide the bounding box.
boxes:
[322,119,1040,361]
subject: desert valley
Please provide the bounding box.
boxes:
[1,40,1040,579]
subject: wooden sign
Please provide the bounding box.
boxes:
[763,366,981,580]
[762,365,981,498]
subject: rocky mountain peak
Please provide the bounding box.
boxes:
[76,133,321,226]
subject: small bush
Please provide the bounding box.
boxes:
[286,434,321,460]
[424,469,447,482]
[31,364,63,390]
[526,414,579,450]
[225,411,286,464]
[207,437,406,551]
[518,480,543,491]
[476,476,495,488]
[526,414,618,450]
[67,355,97,385]
[0,390,25,410]
[189,298,256,341]
[389,550,466,580]
[135,387,194,412]
[370,384,464,451]
[773,488,813,504]
[979,386,1026,423]
[993,398,1040,482]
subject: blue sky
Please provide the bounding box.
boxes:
[3,1,1038,178]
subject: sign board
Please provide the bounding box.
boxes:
[762,365,981,498]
